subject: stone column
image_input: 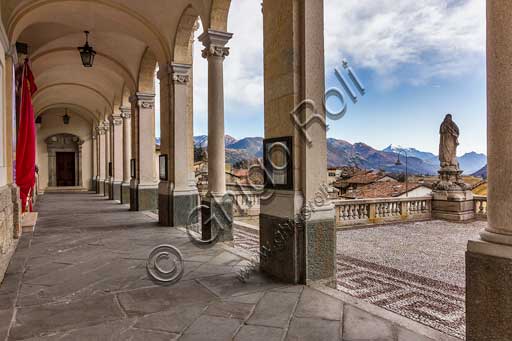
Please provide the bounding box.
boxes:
[96,124,106,195]
[158,64,199,227]
[198,29,234,241]
[109,114,123,201]
[104,119,111,197]
[91,132,98,191]
[129,93,158,211]
[258,0,336,285]
[466,2,512,340]
[120,107,131,204]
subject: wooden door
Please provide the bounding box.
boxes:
[56,152,76,186]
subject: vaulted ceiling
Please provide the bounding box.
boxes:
[1,0,231,126]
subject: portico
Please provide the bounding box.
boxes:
[0,0,509,340]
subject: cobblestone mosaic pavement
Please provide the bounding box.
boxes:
[0,193,445,341]
[233,220,484,339]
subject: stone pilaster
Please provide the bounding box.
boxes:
[158,64,199,227]
[120,107,131,204]
[258,0,336,286]
[129,93,158,211]
[109,114,123,201]
[96,124,106,195]
[198,29,234,240]
[91,133,98,191]
[466,1,512,340]
[104,119,111,198]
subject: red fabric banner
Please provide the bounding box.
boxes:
[16,59,37,212]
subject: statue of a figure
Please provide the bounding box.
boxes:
[439,114,459,169]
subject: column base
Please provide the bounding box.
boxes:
[259,212,336,286]
[466,239,512,341]
[91,178,97,193]
[105,179,112,198]
[97,179,105,195]
[130,182,158,211]
[120,182,130,204]
[159,184,199,227]
[201,193,233,242]
[432,190,475,222]
[111,181,122,201]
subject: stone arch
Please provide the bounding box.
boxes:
[174,5,200,65]
[209,0,231,31]
[137,48,157,94]
[120,84,131,108]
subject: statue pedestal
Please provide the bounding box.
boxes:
[432,167,475,222]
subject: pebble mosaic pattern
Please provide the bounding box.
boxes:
[233,220,484,339]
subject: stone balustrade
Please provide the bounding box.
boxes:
[198,183,262,217]
[473,195,487,219]
[333,197,432,227]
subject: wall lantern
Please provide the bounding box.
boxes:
[63,109,70,125]
[77,31,96,67]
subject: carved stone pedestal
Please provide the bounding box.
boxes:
[432,167,475,222]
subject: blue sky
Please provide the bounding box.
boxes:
[158,0,486,156]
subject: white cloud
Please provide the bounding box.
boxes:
[193,0,485,130]
[193,0,263,127]
[324,0,486,86]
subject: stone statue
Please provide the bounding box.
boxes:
[439,114,459,169]
[432,114,474,221]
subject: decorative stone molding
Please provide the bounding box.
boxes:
[171,63,192,84]
[109,114,123,126]
[198,29,233,60]
[130,93,155,110]
[201,46,230,59]
[96,125,106,135]
[119,107,131,119]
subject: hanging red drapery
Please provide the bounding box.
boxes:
[16,59,37,212]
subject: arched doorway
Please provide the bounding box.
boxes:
[45,134,83,187]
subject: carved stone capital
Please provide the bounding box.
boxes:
[96,125,106,135]
[198,29,233,60]
[171,63,192,84]
[130,92,155,110]
[109,114,123,126]
[120,107,131,119]
[201,46,230,59]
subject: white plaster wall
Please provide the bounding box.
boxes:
[397,186,432,198]
[36,110,93,190]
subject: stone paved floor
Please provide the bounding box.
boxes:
[0,192,445,341]
[234,220,480,340]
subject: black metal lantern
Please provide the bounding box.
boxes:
[63,109,70,125]
[77,31,96,67]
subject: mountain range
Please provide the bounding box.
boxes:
[157,136,487,176]
[383,145,487,175]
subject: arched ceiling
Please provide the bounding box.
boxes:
[1,0,232,128]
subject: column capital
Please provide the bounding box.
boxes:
[130,92,155,110]
[199,29,233,59]
[96,125,106,135]
[109,114,123,126]
[171,63,192,84]
[119,106,131,119]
